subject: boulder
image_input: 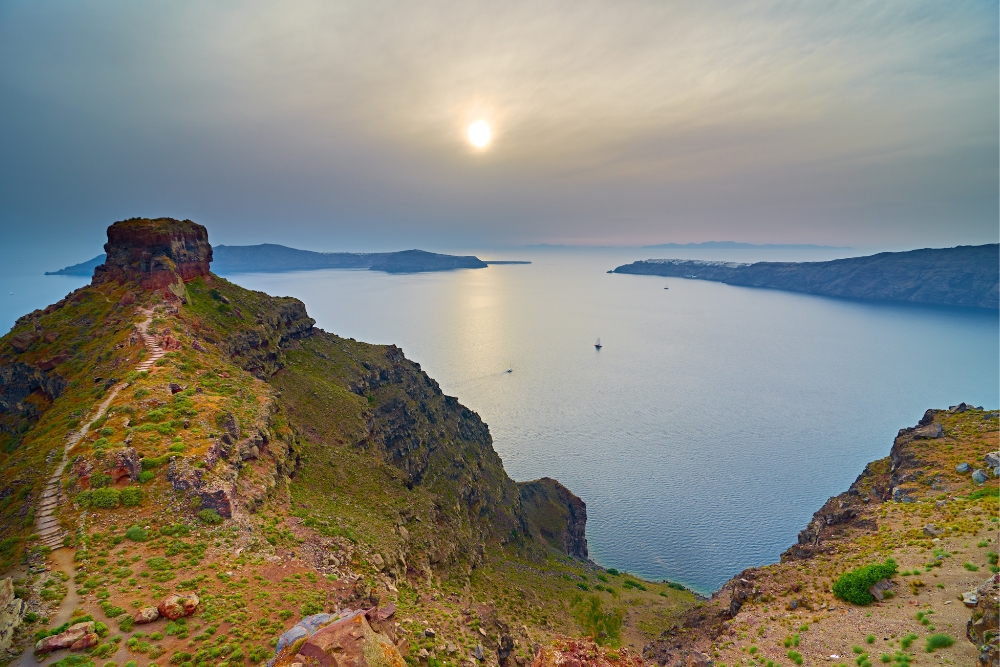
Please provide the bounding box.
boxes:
[158,593,200,620]
[963,591,979,607]
[10,331,39,352]
[34,621,95,654]
[985,452,1000,469]
[108,447,141,482]
[292,611,405,667]
[70,632,99,650]
[686,652,712,667]
[972,469,989,485]
[913,422,943,439]
[134,606,160,624]
[892,487,914,503]
[36,353,69,372]
[473,644,485,661]
[923,524,942,537]
[957,462,971,473]
[868,578,893,601]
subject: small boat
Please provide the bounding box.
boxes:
[506,368,513,374]
[594,338,602,350]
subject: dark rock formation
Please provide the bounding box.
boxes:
[518,477,589,559]
[0,362,66,423]
[613,244,1000,309]
[93,217,212,289]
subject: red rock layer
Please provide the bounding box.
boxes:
[93,217,212,289]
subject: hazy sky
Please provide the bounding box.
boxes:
[1,1,997,252]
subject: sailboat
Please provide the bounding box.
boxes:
[594,338,602,350]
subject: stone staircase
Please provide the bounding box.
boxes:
[34,312,165,551]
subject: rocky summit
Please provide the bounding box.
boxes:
[0,217,994,667]
[94,217,213,290]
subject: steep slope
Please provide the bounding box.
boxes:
[642,407,999,667]
[613,244,1000,309]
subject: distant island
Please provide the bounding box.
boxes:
[46,243,530,276]
[612,244,999,309]
[640,241,852,250]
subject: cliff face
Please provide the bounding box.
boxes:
[518,478,588,560]
[641,407,999,667]
[93,217,212,289]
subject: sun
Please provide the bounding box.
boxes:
[467,120,491,148]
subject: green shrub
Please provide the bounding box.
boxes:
[95,622,109,637]
[90,488,121,509]
[120,488,143,507]
[924,634,954,652]
[866,634,876,644]
[963,562,979,571]
[247,646,270,663]
[832,559,897,605]
[125,526,147,541]
[606,568,619,576]
[197,509,223,525]
[138,470,155,484]
[570,594,622,646]
[900,633,918,650]
[621,580,647,591]
[90,473,113,489]
[787,650,803,665]
[300,601,322,616]
[118,616,135,632]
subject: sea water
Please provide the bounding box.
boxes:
[3,248,998,594]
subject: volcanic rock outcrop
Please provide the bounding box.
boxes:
[518,477,589,560]
[93,217,212,289]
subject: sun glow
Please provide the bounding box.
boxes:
[467,120,491,148]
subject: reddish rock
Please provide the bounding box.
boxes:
[69,632,99,650]
[108,447,141,482]
[43,332,59,343]
[134,606,160,624]
[293,613,405,667]
[36,354,69,372]
[34,621,95,653]
[531,639,647,667]
[169,382,184,394]
[10,331,39,352]
[120,292,137,306]
[92,218,213,289]
[158,593,200,620]
[162,335,182,351]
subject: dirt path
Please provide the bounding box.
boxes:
[14,311,165,666]
[34,310,164,550]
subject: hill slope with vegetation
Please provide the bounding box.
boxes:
[613,245,1000,309]
[2,218,697,667]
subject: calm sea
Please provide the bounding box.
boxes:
[3,248,998,594]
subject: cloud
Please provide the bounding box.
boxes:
[0,0,996,248]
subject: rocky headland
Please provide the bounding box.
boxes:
[3,218,996,667]
[613,244,1000,309]
[2,218,695,667]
